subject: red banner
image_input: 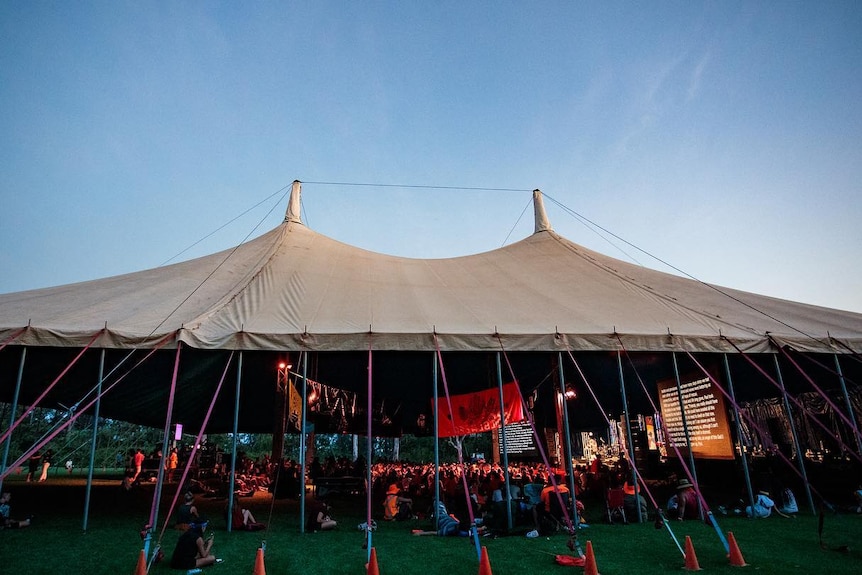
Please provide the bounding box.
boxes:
[436,382,525,438]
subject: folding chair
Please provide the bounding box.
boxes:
[541,491,571,534]
[605,487,628,524]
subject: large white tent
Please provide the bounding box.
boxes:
[2,181,861,355]
[1,181,861,437]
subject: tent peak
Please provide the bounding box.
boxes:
[533,189,552,233]
[284,180,303,224]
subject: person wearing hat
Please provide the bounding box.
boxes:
[746,489,790,519]
[667,478,698,520]
[383,483,414,521]
[170,519,220,570]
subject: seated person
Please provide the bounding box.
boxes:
[522,479,544,534]
[175,491,199,530]
[413,501,483,536]
[306,497,337,531]
[720,488,791,518]
[0,492,31,529]
[539,473,573,532]
[777,487,798,515]
[745,489,790,518]
[667,479,698,520]
[227,502,265,531]
[170,519,219,570]
[623,481,647,522]
[383,483,414,521]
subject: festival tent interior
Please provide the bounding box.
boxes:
[2,181,862,531]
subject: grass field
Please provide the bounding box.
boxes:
[1,474,861,575]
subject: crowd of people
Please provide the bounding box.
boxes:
[7,439,861,573]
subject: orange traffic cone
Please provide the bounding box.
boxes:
[252,547,266,575]
[727,531,748,567]
[367,547,380,575]
[133,549,147,575]
[583,540,599,575]
[683,536,702,571]
[478,546,492,575]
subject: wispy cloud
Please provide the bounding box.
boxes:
[687,51,711,102]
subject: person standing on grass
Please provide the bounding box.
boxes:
[168,448,179,482]
[38,449,53,482]
[26,450,41,482]
[131,448,144,483]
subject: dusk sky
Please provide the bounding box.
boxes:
[2,3,860,314]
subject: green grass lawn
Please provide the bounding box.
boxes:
[1,476,861,574]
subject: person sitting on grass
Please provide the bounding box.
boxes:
[170,519,221,570]
[383,483,414,521]
[227,502,266,531]
[175,491,200,531]
[0,492,31,529]
[412,501,486,537]
[746,489,792,518]
[306,497,337,532]
[666,479,699,521]
[719,489,792,519]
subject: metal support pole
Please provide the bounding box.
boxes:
[834,354,862,456]
[227,351,243,533]
[83,349,105,532]
[495,352,513,531]
[559,352,582,526]
[299,352,308,533]
[617,351,642,523]
[365,346,373,562]
[0,347,26,495]
[773,354,815,515]
[672,352,702,520]
[433,352,440,533]
[723,354,755,516]
[146,342,182,559]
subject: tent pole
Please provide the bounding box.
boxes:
[146,342,182,559]
[558,352,582,526]
[299,351,308,533]
[617,350,643,523]
[722,354,756,516]
[834,354,862,455]
[82,348,105,532]
[365,345,373,561]
[671,352,702,521]
[227,351,243,533]
[433,352,440,533]
[773,354,815,515]
[0,346,26,495]
[495,352,513,531]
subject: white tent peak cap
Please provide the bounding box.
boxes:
[533,189,552,233]
[284,180,303,224]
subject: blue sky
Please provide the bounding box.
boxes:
[2,2,861,313]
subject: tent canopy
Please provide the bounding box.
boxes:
[1,182,861,432]
[2,182,860,355]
